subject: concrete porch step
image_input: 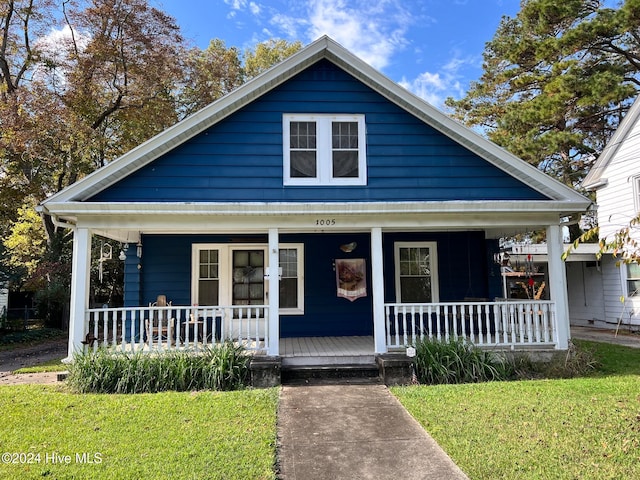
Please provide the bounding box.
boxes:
[281,363,381,385]
[281,354,376,367]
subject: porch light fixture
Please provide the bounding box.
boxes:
[119,250,127,261]
[136,238,143,258]
[339,242,357,253]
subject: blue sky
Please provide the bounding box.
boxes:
[155,0,521,110]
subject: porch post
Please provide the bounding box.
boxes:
[547,223,570,349]
[267,228,280,356]
[371,227,387,354]
[66,227,92,362]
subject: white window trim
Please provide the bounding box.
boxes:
[279,243,305,315]
[623,263,640,298]
[191,243,304,314]
[394,241,440,303]
[283,113,367,186]
[633,175,640,213]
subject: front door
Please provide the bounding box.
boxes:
[232,249,266,307]
[192,245,268,307]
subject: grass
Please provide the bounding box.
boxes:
[12,358,68,374]
[0,385,278,480]
[392,340,640,480]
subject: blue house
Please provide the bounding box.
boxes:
[40,36,590,362]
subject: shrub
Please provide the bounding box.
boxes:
[509,341,599,380]
[67,341,250,393]
[413,337,513,384]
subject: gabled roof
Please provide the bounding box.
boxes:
[583,94,640,191]
[42,35,589,209]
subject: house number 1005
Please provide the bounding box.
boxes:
[315,219,336,226]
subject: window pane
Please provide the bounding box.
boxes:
[628,280,640,297]
[332,151,358,177]
[279,248,298,277]
[291,151,317,177]
[398,246,434,303]
[280,278,298,308]
[332,122,358,148]
[400,277,432,303]
[628,263,640,279]
[290,122,316,149]
[198,280,219,305]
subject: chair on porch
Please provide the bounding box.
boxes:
[145,295,175,346]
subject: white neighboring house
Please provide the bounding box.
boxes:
[582,96,640,329]
[505,243,606,327]
[0,283,8,326]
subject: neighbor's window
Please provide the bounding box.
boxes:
[394,242,439,303]
[283,114,366,185]
[627,263,640,297]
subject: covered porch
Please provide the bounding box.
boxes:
[52,203,574,363]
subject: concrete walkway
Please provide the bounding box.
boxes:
[571,325,640,348]
[277,383,468,480]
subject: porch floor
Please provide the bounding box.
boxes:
[279,336,374,357]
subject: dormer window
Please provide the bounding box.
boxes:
[283,114,367,186]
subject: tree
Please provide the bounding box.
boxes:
[243,39,303,78]
[0,0,185,243]
[0,0,185,319]
[446,0,640,193]
[179,39,243,118]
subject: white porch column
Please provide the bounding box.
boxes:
[547,223,570,349]
[267,228,280,356]
[66,227,92,362]
[371,227,387,354]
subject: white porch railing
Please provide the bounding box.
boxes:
[384,300,557,350]
[84,305,268,353]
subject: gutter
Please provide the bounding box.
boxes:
[35,204,76,230]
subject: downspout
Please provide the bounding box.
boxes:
[34,205,77,230]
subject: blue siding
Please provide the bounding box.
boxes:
[130,231,493,337]
[382,231,491,303]
[90,59,548,203]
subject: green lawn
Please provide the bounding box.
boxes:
[12,358,68,374]
[392,340,640,480]
[0,385,278,480]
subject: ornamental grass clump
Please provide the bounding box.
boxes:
[67,341,250,393]
[413,337,512,384]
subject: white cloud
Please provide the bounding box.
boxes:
[33,25,90,85]
[268,0,417,70]
[249,2,261,15]
[399,53,472,110]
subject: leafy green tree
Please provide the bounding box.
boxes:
[179,39,243,117]
[244,39,303,78]
[446,0,640,191]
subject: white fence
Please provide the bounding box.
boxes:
[84,305,268,353]
[384,300,556,350]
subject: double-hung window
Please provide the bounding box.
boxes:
[626,263,640,297]
[394,242,439,303]
[283,114,366,185]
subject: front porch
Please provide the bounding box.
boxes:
[79,299,559,357]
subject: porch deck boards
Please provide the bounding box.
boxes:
[279,336,374,357]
